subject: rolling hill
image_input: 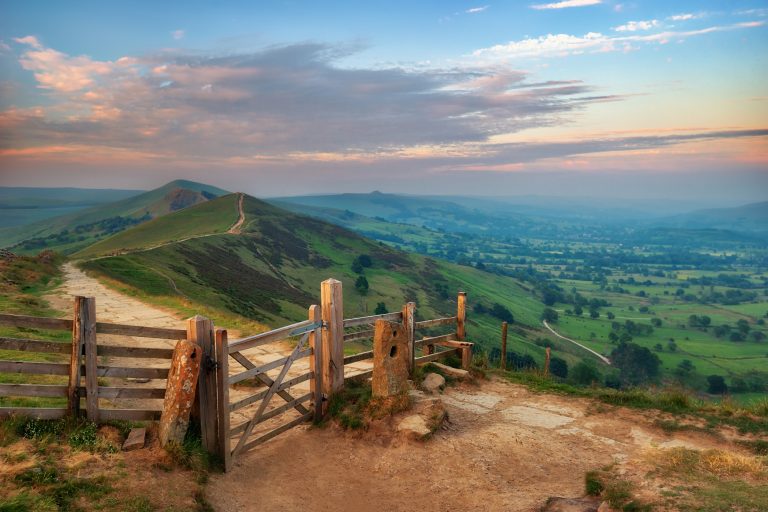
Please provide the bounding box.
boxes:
[0,180,230,254]
[76,193,548,355]
[658,201,768,235]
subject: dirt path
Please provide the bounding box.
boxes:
[543,320,611,365]
[207,376,730,512]
[227,193,245,234]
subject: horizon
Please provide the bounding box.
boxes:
[1,1,767,201]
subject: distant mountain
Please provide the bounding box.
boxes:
[657,201,768,234]
[78,193,546,350]
[0,180,229,254]
[0,186,143,229]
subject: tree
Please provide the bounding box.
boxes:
[610,342,661,386]
[550,357,568,379]
[351,259,364,274]
[707,375,728,395]
[354,275,369,295]
[571,361,601,386]
[651,318,662,327]
[541,308,559,323]
[589,308,600,319]
[574,304,583,316]
[606,311,615,320]
[374,302,388,314]
[490,303,514,323]
[667,339,678,352]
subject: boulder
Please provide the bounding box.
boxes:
[397,415,432,440]
[122,427,146,451]
[421,372,446,394]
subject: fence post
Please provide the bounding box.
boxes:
[456,291,466,341]
[159,339,202,448]
[68,297,91,418]
[544,347,551,376]
[75,297,99,422]
[214,329,231,471]
[402,302,415,374]
[500,321,508,371]
[308,304,324,420]
[187,315,217,454]
[321,279,344,402]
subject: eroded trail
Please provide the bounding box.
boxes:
[207,377,731,512]
[227,192,246,234]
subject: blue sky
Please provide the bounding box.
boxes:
[0,1,766,201]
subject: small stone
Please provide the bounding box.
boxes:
[430,362,470,379]
[122,428,146,451]
[421,372,446,394]
[397,415,432,440]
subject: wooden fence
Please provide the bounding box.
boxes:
[0,296,184,421]
[1,279,472,470]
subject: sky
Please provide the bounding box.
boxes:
[0,0,766,203]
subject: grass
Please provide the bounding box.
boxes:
[582,468,651,511]
[326,379,411,430]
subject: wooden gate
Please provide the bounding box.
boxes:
[216,305,323,470]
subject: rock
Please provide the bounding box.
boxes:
[159,339,202,447]
[421,372,446,394]
[540,497,599,512]
[430,362,470,379]
[397,415,432,440]
[122,427,146,451]
[372,320,410,397]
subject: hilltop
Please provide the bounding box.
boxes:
[75,192,547,355]
[0,180,229,254]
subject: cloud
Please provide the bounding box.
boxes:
[466,6,489,14]
[613,20,660,32]
[13,35,43,49]
[473,21,765,60]
[668,13,697,21]
[531,0,601,10]
[172,29,185,40]
[2,41,614,159]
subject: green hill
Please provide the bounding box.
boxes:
[0,180,230,254]
[78,194,547,354]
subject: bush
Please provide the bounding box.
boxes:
[571,361,601,386]
[707,375,728,395]
[549,357,568,379]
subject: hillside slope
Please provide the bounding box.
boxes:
[0,180,229,254]
[78,194,546,352]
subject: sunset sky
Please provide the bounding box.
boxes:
[1,1,766,202]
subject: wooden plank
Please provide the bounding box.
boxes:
[84,366,169,379]
[345,368,373,381]
[82,297,98,422]
[68,297,84,418]
[415,348,460,364]
[0,313,72,331]
[0,361,69,375]
[322,279,344,398]
[0,407,67,419]
[215,329,231,471]
[97,345,174,359]
[93,387,166,399]
[456,292,466,341]
[228,348,312,385]
[228,352,310,416]
[0,384,68,397]
[237,411,313,453]
[232,333,310,457]
[413,334,455,349]
[96,322,186,339]
[0,337,70,354]
[414,316,456,329]
[434,340,473,349]
[188,315,217,455]
[98,409,162,421]
[230,392,313,435]
[343,329,374,342]
[229,372,313,412]
[501,321,508,371]
[228,319,317,353]
[403,302,415,373]
[343,311,402,328]
[308,304,323,422]
[343,350,373,364]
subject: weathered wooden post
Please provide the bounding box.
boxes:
[214,329,231,470]
[371,320,409,397]
[500,321,508,371]
[159,339,202,447]
[544,347,551,376]
[456,291,466,341]
[187,315,218,454]
[68,297,88,417]
[321,279,344,406]
[402,302,415,374]
[308,304,323,421]
[72,297,98,422]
